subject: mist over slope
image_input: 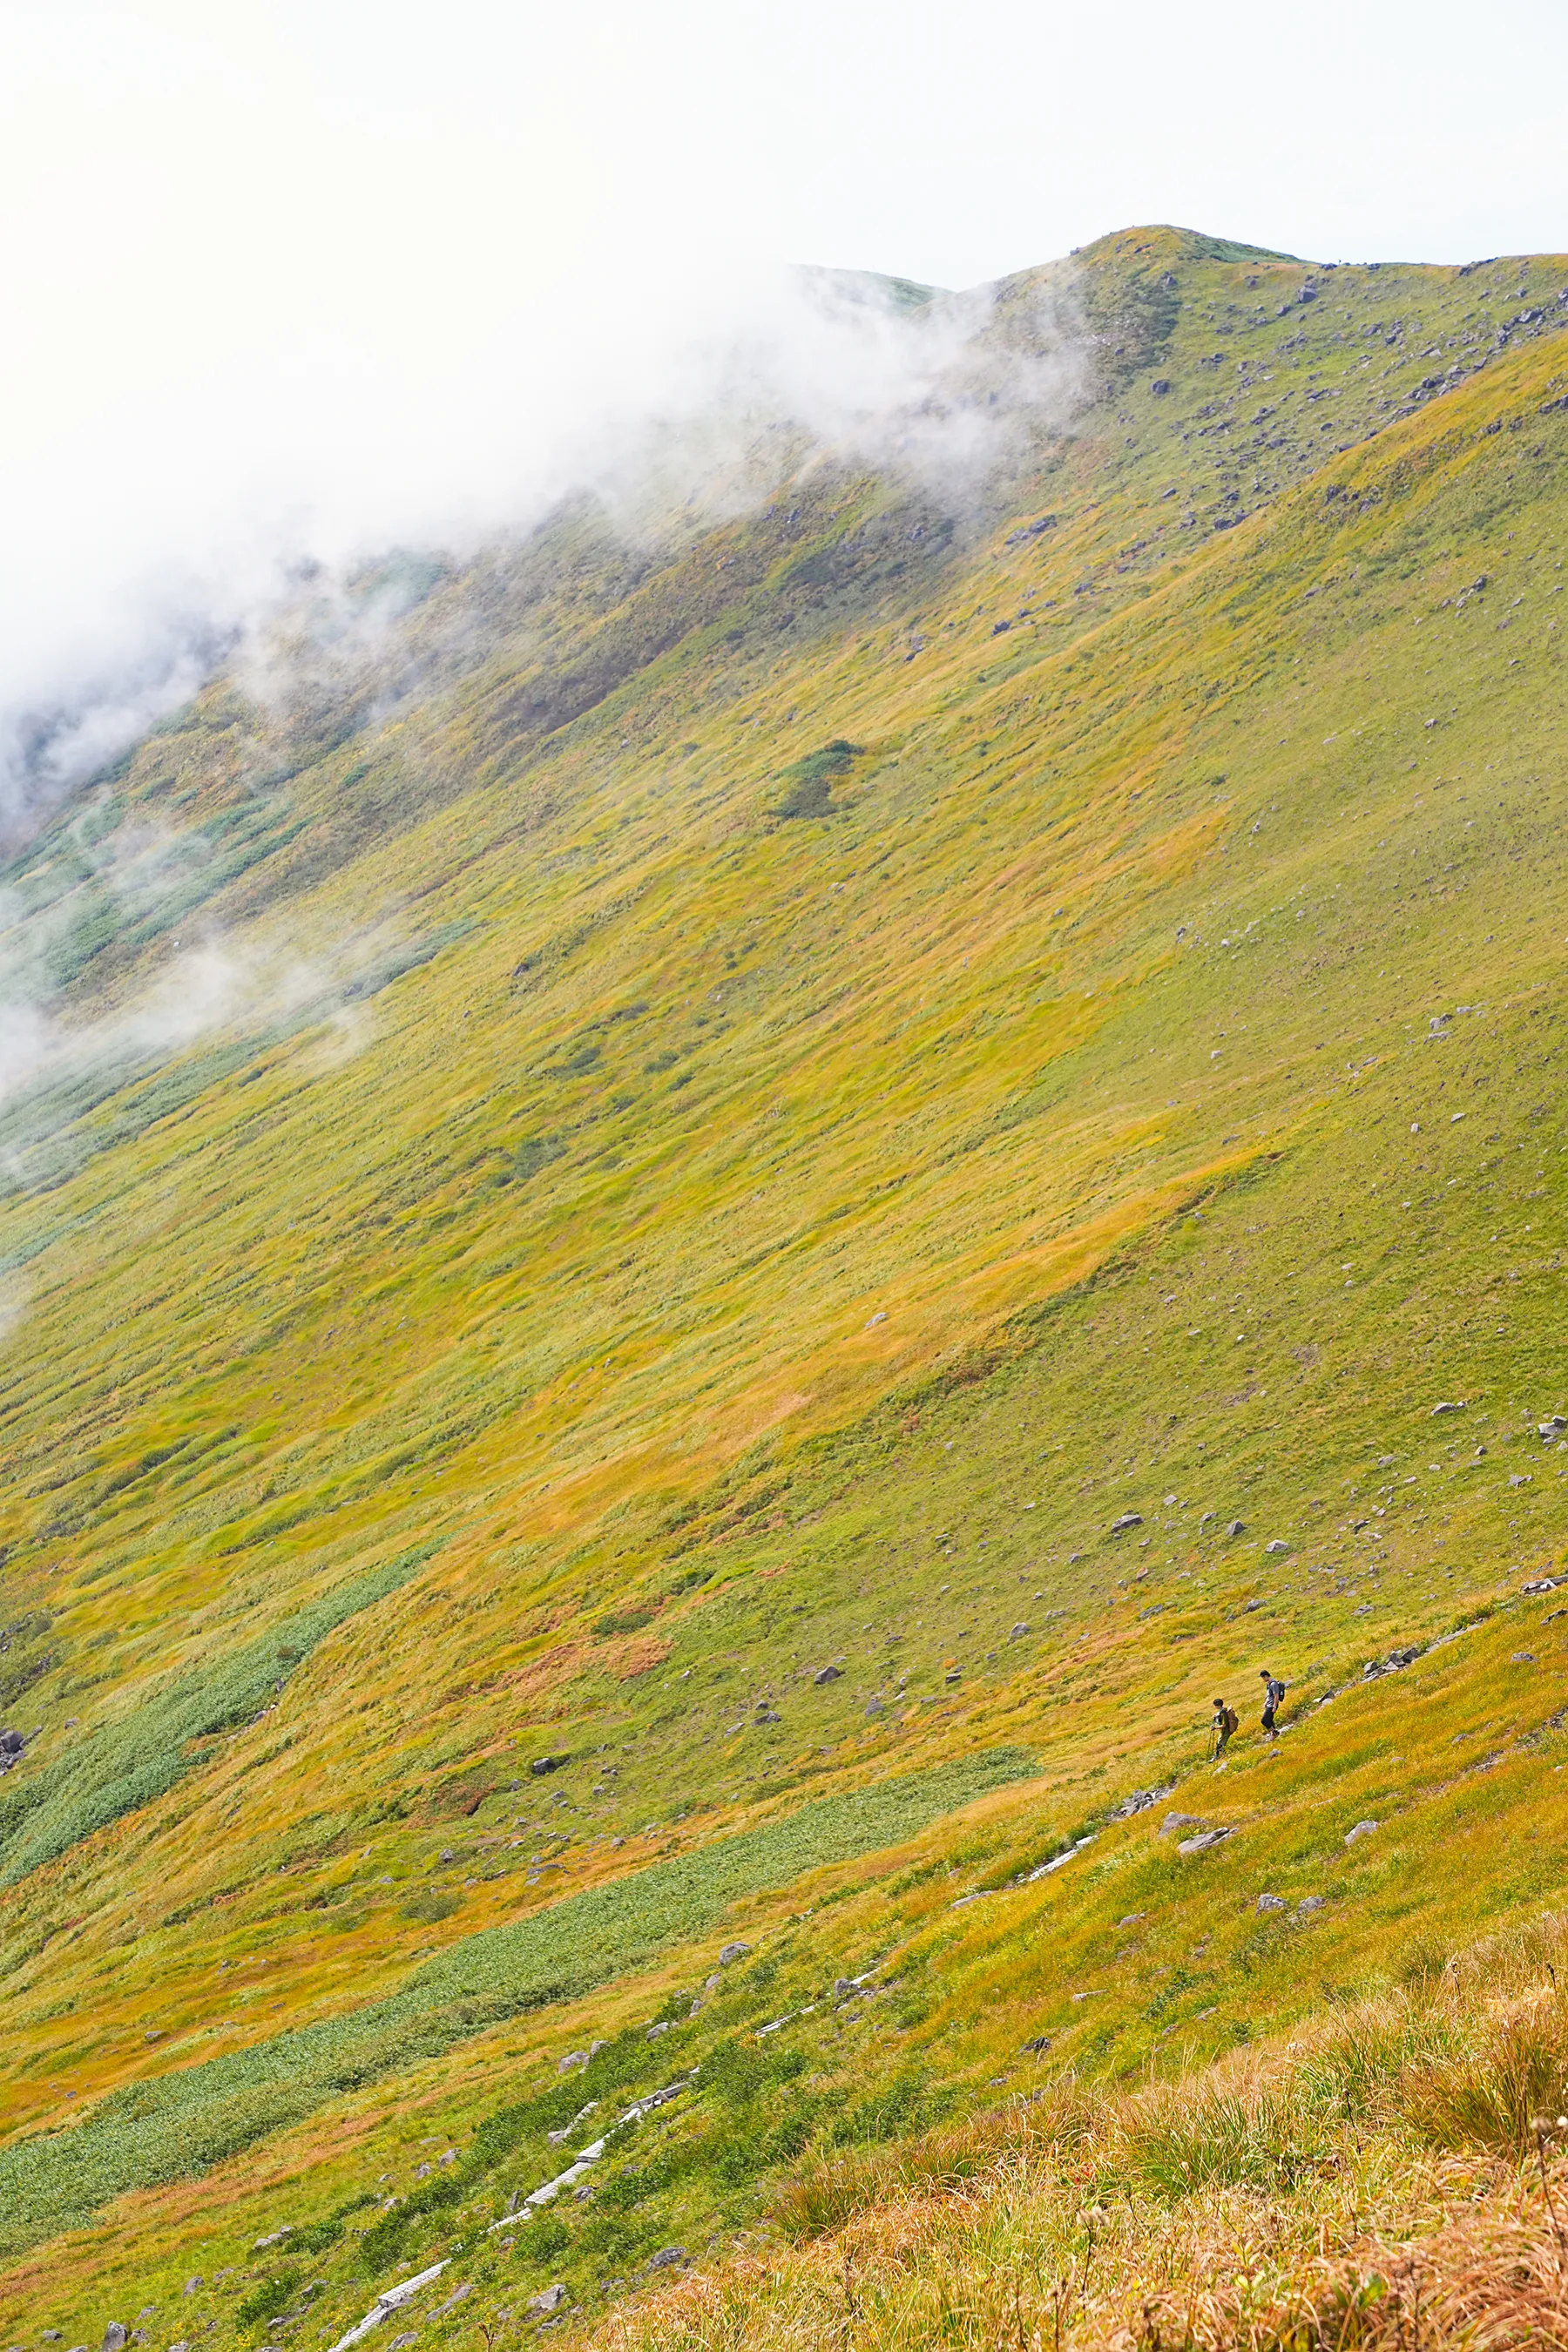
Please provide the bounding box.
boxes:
[2,225,1568,2343]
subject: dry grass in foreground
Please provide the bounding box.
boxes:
[590,1919,1568,2349]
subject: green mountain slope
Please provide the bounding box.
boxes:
[1,223,1568,2341]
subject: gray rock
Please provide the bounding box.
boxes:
[1178,1828,1233,1855]
[719,1940,751,1964]
[388,2336,418,2349]
[524,2285,568,2317]
[1513,1652,1538,1664]
[1523,1578,1562,1596]
[1227,1520,1247,1538]
[1538,1416,1568,1440]
[812,1665,842,1685]
[864,1699,887,1717]
[1430,1400,1466,1416]
[1264,1539,1289,1555]
[1297,1895,1325,1914]
[1110,1513,1144,1534]
[1010,1622,1029,1639]
[1160,1812,1205,1835]
[181,2282,203,2298]
[647,2020,670,2038]
[558,2050,589,2074]
[1113,1786,1171,1820]
[590,2038,609,2054]
[1344,1820,1380,1846]
[531,1754,569,1777]
[647,2247,687,2273]
[104,2328,129,2352]
[1151,378,1171,394]
[43,2332,63,2340]
[1256,1893,1288,1913]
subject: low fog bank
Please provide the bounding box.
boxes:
[0,253,1083,852]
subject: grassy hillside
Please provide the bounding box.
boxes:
[2,223,1568,2344]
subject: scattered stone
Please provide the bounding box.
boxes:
[1297,1895,1326,1914]
[1118,1912,1146,1927]
[1178,1828,1234,1855]
[524,2286,568,2318]
[1004,515,1058,545]
[1513,1652,1538,1664]
[531,1754,570,1778]
[647,2021,670,2038]
[1430,1401,1467,1416]
[864,1699,886,1718]
[1110,1513,1144,1534]
[1010,1622,1029,1639]
[1265,1539,1289,1555]
[1510,1473,1532,1489]
[1160,1813,1205,1836]
[812,1665,842,1685]
[1227,1520,1247,1538]
[590,2038,609,2054]
[1345,1820,1380,1845]
[1112,1788,1169,1820]
[388,2335,418,2349]
[1256,1893,1288,1913]
[719,1940,751,1965]
[103,2328,128,2352]
[647,2248,687,2273]
[754,1707,781,1725]
[558,2050,589,2074]
[1538,1416,1568,1441]
[1151,378,1172,395]
[181,2283,202,2299]
[1523,1578,1562,1596]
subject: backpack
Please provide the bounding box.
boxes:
[1265,1678,1286,1713]
[1222,1705,1239,1739]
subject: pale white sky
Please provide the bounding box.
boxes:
[1,0,1565,814]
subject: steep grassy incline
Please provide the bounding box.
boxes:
[1,226,1567,2341]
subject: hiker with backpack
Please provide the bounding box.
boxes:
[1211,1698,1238,1759]
[1260,1668,1287,1738]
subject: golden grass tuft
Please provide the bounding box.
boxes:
[591,1929,1568,2350]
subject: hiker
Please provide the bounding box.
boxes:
[1211,1697,1238,1758]
[1259,1667,1287,1738]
